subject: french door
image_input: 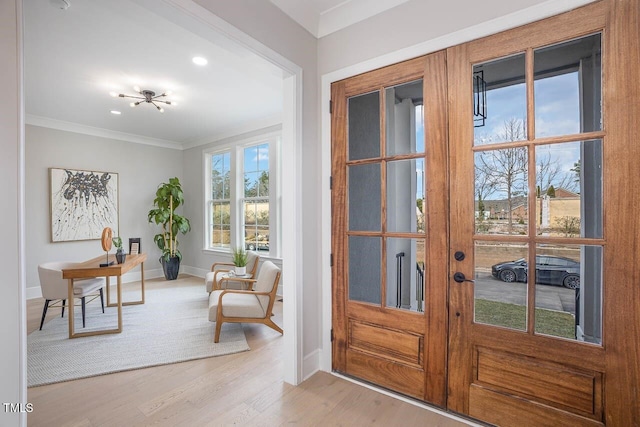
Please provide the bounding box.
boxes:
[331,52,449,406]
[332,1,640,425]
[447,3,609,425]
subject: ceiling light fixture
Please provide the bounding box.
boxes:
[110,88,176,113]
[110,110,121,115]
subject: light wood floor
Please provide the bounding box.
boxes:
[27,275,473,426]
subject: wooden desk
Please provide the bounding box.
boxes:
[62,253,147,339]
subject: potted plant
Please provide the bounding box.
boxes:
[112,236,126,264]
[232,247,248,276]
[147,177,191,280]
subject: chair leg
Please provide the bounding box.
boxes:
[100,288,105,313]
[81,297,86,328]
[61,299,66,318]
[214,321,223,343]
[39,300,50,330]
[264,317,284,335]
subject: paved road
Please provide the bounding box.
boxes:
[474,271,576,314]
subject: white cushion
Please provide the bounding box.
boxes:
[72,278,104,296]
[205,271,216,293]
[208,290,265,321]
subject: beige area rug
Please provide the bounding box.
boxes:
[27,278,249,387]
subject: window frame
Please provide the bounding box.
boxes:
[203,132,281,258]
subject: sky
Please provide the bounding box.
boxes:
[410,70,591,201]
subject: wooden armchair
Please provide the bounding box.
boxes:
[208,260,282,343]
[204,250,260,293]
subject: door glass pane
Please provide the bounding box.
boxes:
[473,53,527,145]
[535,245,602,345]
[475,241,527,331]
[349,163,381,231]
[348,91,380,160]
[349,236,381,304]
[535,34,602,137]
[385,80,424,156]
[386,238,425,312]
[475,148,529,235]
[387,158,425,233]
[536,140,602,238]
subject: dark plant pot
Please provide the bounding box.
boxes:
[161,256,180,280]
[115,250,126,264]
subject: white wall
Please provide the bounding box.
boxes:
[25,125,183,295]
[193,0,322,372]
[0,1,24,425]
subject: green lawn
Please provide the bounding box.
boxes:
[475,298,576,339]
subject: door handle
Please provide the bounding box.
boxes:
[453,272,475,283]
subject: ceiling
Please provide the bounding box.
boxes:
[24,0,285,149]
[270,0,411,38]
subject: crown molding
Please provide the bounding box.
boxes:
[181,113,283,150]
[25,114,184,150]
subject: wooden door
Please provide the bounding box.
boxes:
[331,52,449,406]
[331,1,640,425]
[448,1,640,425]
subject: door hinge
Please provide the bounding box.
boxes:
[329,100,333,114]
[330,253,334,267]
[330,176,333,190]
[331,328,334,342]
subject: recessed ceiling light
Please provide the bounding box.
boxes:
[110,110,121,115]
[192,56,208,66]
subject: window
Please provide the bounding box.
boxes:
[209,152,231,249]
[205,134,280,257]
[243,143,270,252]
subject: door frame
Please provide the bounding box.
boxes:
[323,0,640,424]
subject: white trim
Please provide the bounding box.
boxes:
[319,0,597,372]
[182,114,283,150]
[17,0,27,423]
[318,0,411,38]
[26,113,284,152]
[25,114,183,150]
[303,349,321,381]
[281,73,304,384]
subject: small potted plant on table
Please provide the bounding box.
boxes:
[232,247,248,276]
[112,236,126,264]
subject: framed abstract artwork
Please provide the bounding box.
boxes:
[50,167,119,242]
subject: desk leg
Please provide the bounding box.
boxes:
[105,275,111,306]
[107,265,144,307]
[117,274,123,332]
[68,278,75,339]
[140,262,145,304]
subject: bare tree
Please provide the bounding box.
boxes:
[477,118,527,233]
[536,152,579,194]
